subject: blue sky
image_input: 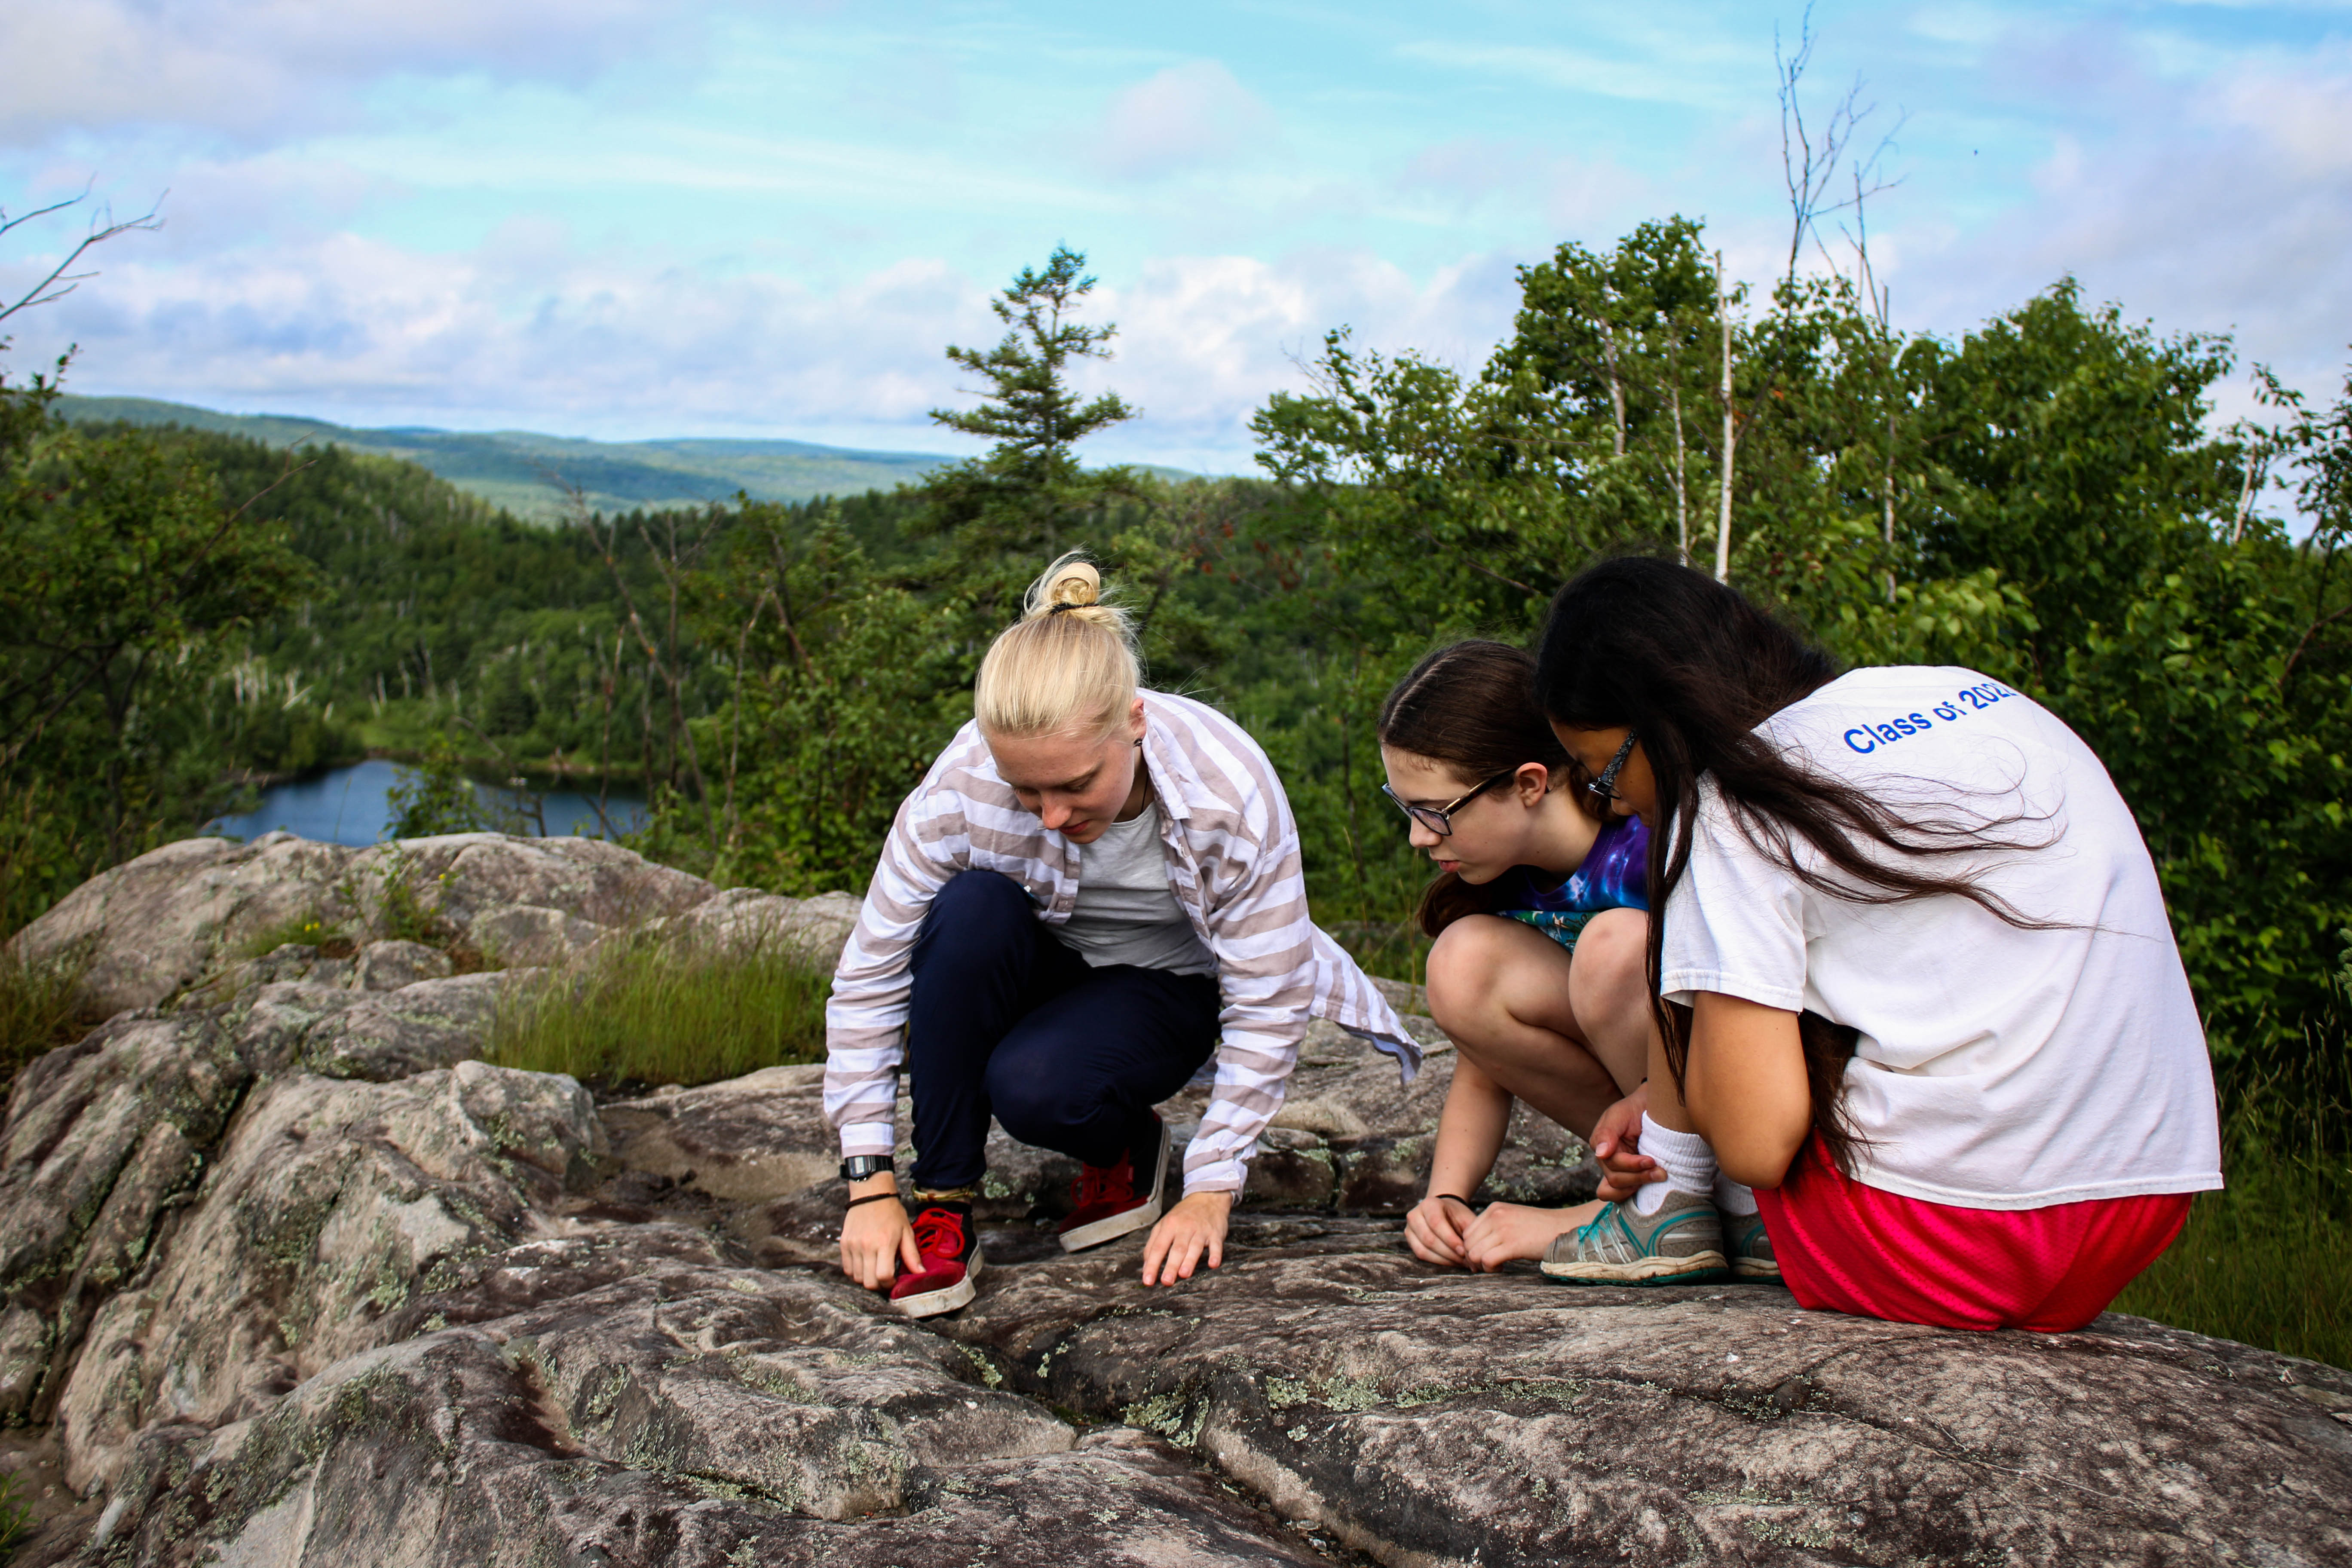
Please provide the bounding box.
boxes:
[3,0,2347,473]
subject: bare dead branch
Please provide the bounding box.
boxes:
[1777,7,1904,287]
[0,186,166,326]
[2280,602,2352,690]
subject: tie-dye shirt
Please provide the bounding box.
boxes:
[1489,814,1650,952]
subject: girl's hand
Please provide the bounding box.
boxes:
[1589,1084,1664,1204]
[1142,1190,1232,1286]
[839,1188,921,1292]
[1461,1200,1592,1271]
[1405,1192,1476,1268]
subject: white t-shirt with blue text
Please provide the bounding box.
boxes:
[1658,665,2222,1210]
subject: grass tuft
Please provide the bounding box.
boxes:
[0,1468,27,1558]
[237,911,352,961]
[2113,1001,2350,1370]
[485,931,830,1090]
[0,939,95,1096]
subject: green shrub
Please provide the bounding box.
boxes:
[2113,986,2351,1369]
[486,934,830,1089]
[384,736,493,840]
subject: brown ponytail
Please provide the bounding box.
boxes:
[1375,640,1596,938]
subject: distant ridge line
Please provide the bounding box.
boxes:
[54,393,957,520]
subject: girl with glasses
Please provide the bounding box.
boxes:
[1375,640,1661,1271]
[1532,557,2218,1329]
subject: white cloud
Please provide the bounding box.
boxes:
[1090,61,1278,180]
[1073,250,1522,470]
[0,0,700,147]
[2214,52,2352,175]
[11,218,1527,475]
[19,231,978,438]
[1890,42,2352,408]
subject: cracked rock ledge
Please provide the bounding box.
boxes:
[1,833,2346,1567]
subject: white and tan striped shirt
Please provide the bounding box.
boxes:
[824,690,1422,1193]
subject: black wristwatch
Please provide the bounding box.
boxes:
[839,1154,896,1183]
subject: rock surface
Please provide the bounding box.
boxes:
[8,831,720,1017]
[3,834,2347,1567]
[55,1061,603,1496]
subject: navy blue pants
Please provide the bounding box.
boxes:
[906,870,1221,1191]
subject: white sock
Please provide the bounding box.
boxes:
[1714,1173,1759,1216]
[1630,1113,1717,1216]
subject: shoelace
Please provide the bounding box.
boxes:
[911,1208,965,1259]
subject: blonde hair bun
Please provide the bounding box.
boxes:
[1035,559,1102,614]
[977,551,1141,738]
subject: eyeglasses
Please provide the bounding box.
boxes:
[1380,770,1516,838]
[1586,730,1638,808]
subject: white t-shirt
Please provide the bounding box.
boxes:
[1058,802,1219,977]
[1658,665,2222,1210]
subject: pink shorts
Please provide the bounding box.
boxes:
[1752,1135,2194,1332]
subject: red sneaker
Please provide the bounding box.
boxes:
[889,1202,983,1318]
[1057,1116,1169,1253]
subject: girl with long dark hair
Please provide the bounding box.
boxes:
[1530,556,2219,1328]
[1376,641,1663,1271]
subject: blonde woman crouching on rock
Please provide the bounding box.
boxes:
[827,554,1422,1317]
[1375,640,1665,1273]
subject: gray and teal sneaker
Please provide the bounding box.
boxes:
[1725,1210,1779,1280]
[1540,1190,1730,1286]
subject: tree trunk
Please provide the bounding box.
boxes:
[1883,403,1899,602]
[1715,252,1737,584]
[1605,336,1628,459]
[1671,380,1689,567]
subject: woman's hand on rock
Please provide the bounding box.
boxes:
[1141,1190,1231,1286]
[839,1182,919,1292]
[1460,1200,1589,1272]
[1589,1084,1663,1204]
[1404,1192,1475,1268]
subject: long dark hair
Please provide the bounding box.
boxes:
[1377,640,1595,937]
[1533,556,2053,1176]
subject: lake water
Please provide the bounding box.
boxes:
[204,759,649,847]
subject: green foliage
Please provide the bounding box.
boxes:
[0,776,107,949]
[486,933,830,1087]
[1255,230,2351,1069]
[385,735,494,839]
[194,433,697,779]
[684,505,965,894]
[348,848,456,947]
[921,245,1140,566]
[2113,972,2351,1368]
[0,356,315,934]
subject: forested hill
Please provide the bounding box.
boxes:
[54,394,954,519]
[15,421,943,799]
